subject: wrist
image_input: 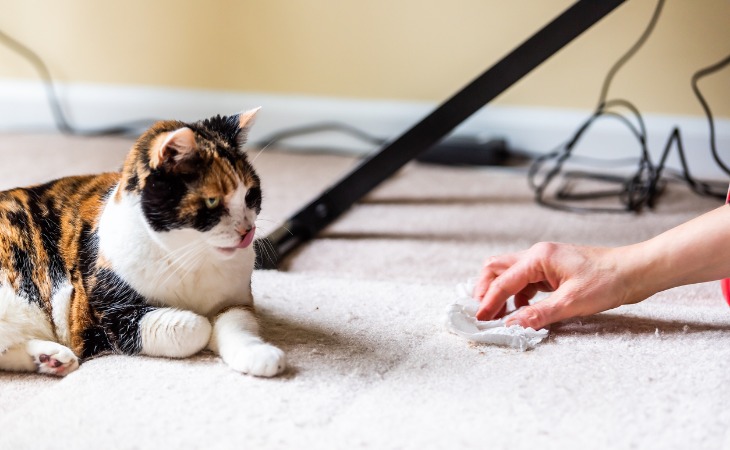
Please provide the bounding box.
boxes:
[607,242,666,305]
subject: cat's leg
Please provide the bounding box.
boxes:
[0,340,79,377]
[137,307,212,358]
[208,306,286,377]
[0,285,75,376]
[90,271,211,358]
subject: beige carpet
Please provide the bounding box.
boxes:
[1,133,729,450]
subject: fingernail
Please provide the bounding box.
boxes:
[475,309,487,321]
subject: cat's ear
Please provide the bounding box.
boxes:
[235,107,261,151]
[239,107,261,131]
[151,127,197,169]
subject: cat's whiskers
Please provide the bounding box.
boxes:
[179,245,213,282]
[255,237,278,268]
[248,223,273,263]
[151,239,202,277]
[156,253,202,290]
[249,142,272,165]
[254,218,278,226]
[247,220,291,267]
[255,218,293,237]
[163,242,206,277]
[152,241,207,288]
[154,243,207,305]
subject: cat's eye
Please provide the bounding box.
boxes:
[204,197,220,209]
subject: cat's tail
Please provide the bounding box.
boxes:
[0,286,56,353]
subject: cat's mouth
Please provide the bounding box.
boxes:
[216,226,256,255]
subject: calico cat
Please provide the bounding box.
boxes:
[0,108,286,377]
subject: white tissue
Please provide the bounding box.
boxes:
[445,280,549,351]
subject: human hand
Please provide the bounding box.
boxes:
[473,242,642,330]
[474,207,730,329]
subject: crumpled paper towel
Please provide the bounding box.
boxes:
[445,280,549,351]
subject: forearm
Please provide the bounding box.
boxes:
[623,205,730,300]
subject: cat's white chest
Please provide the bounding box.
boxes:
[143,248,254,314]
[97,189,254,317]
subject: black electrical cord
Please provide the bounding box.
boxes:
[596,0,664,107]
[253,121,386,150]
[692,54,730,175]
[528,0,730,213]
[527,0,663,213]
[0,29,156,136]
[528,99,658,213]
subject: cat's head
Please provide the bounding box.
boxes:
[120,108,262,258]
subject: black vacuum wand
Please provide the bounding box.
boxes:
[255,0,626,269]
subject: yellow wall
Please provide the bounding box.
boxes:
[1,0,728,117]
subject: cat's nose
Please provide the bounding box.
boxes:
[236,225,253,237]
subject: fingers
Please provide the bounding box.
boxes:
[513,284,538,309]
[492,286,535,319]
[473,242,609,329]
[472,252,522,301]
[505,287,576,330]
[493,303,507,319]
[505,303,556,330]
[475,257,542,321]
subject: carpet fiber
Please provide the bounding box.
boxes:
[0,133,728,449]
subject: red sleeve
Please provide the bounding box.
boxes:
[721,183,730,305]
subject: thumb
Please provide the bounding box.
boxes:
[505,290,574,330]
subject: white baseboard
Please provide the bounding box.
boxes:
[1,78,728,180]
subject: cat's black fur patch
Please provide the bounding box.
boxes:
[141,168,193,232]
[78,222,97,281]
[88,269,153,355]
[192,114,245,162]
[79,218,145,357]
[125,172,139,192]
[81,325,113,359]
[245,187,262,214]
[193,201,225,232]
[11,243,42,307]
[6,209,29,229]
[25,185,66,289]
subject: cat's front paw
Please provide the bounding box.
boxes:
[140,308,212,358]
[27,340,79,377]
[226,342,286,377]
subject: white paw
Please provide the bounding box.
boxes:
[140,308,212,358]
[226,342,286,377]
[27,341,79,377]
